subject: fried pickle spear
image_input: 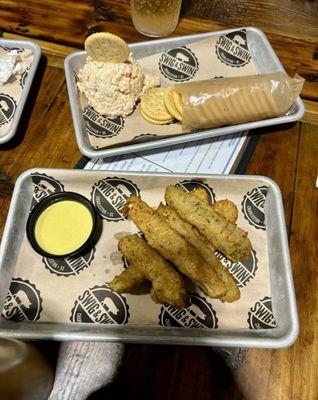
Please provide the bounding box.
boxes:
[111,192,239,299]
[126,196,227,299]
[191,187,238,223]
[156,204,240,302]
[111,235,189,308]
[109,265,145,293]
[165,186,251,262]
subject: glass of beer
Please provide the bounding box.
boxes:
[131,0,182,37]
[0,338,54,399]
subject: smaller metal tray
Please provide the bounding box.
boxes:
[65,27,305,159]
[0,39,41,144]
[0,169,298,348]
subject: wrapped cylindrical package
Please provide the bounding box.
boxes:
[173,72,304,131]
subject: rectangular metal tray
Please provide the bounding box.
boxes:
[65,26,305,159]
[0,38,41,144]
[0,169,298,348]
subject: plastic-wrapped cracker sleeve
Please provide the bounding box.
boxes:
[173,72,304,131]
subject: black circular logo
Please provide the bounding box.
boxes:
[242,186,268,230]
[159,293,218,329]
[2,278,43,321]
[91,177,140,221]
[70,285,129,324]
[159,46,198,82]
[42,244,95,277]
[19,67,30,89]
[247,296,276,329]
[215,249,258,288]
[31,172,65,208]
[215,30,251,67]
[0,94,17,127]
[83,106,125,139]
[176,180,215,204]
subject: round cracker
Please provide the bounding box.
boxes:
[141,109,173,125]
[141,88,173,121]
[85,32,130,63]
[164,88,182,121]
[172,90,183,115]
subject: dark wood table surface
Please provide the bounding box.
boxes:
[0,1,317,399]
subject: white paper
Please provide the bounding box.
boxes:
[85,131,248,174]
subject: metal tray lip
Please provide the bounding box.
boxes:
[64,26,305,159]
[67,113,304,159]
[0,168,32,277]
[0,323,295,348]
[0,169,298,347]
[8,167,292,182]
[0,38,41,144]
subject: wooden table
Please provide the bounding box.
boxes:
[0,1,317,399]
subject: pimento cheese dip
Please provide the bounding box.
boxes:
[77,54,160,117]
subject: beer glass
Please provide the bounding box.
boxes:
[131,0,182,37]
[0,338,53,399]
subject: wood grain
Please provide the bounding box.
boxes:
[234,123,318,400]
[181,0,318,43]
[288,123,318,400]
[1,1,317,100]
[0,2,316,400]
[1,0,317,45]
[0,64,81,236]
[302,99,318,125]
[246,123,300,229]
[88,344,244,400]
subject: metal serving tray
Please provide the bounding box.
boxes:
[0,39,41,144]
[65,26,305,159]
[0,169,298,348]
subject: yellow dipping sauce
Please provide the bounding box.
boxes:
[34,200,93,255]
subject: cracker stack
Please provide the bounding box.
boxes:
[141,87,183,124]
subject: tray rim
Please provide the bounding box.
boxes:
[64,26,305,159]
[0,38,41,144]
[0,168,299,348]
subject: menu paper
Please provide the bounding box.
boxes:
[0,47,33,136]
[2,170,276,331]
[76,29,258,150]
[84,131,249,174]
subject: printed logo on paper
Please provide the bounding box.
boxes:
[73,71,79,83]
[42,244,95,277]
[215,249,258,288]
[83,106,125,139]
[2,278,43,321]
[0,94,17,127]
[31,172,65,208]
[215,30,251,67]
[132,133,158,142]
[91,177,140,222]
[159,293,218,329]
[19,66,30,89]
[159,46,199,82]
[0,46,24,53]
[70,285,129,324]
[176,180,215,204]
[247,296,276,329]
[242,186,268,230]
